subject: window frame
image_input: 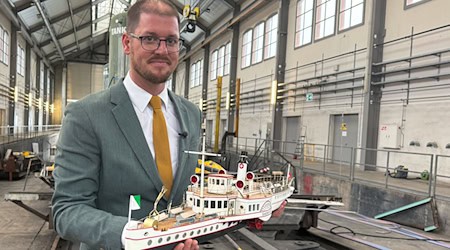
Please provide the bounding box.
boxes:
[314,0,337,41]
[17,45,25,76]
[0,27,9,65]
[190,59,203,88]
[224,42,231,76]
[338,0,365,32]
[217,45,225,77]
[404,0,430,9]
[264,13,278,59]
[210,50,218,81]
[241,29,253,69]
[251,21,265,65]
[295,0,314,48]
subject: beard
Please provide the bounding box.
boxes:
[130,48,175,84]
[133,59,172,84]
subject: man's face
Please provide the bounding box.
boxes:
[123,12,179,85]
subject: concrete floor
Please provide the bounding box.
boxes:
[0,173,56,250]
[1,168,449,250]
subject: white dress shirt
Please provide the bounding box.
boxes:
[123,73,181,177]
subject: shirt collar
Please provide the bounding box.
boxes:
[123,72,170,113]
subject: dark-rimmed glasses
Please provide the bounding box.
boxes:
[129,33,183,53]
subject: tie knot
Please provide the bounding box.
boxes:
[150,96,162,110]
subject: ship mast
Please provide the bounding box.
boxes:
[200,129,206,199]
[184,121,221,211]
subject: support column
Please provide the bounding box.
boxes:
[48,73,54,124]
[271,0,290,151]
[201,31,210,116]
[361,0,386,170]
[43,65,48,125]
[184,48,190,99]
[35,60,41,127]
[8,25,17,134]
[53,63,65,124]
[24,44,31,128]
[227,4,240,135]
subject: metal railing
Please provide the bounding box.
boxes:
[0,125,61,145]
[225,136,450,201]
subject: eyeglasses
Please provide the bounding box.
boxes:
[129,33,183,53]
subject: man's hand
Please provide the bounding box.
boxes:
[173,239,199,250]
[272,200,287,218]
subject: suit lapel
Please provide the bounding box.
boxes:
[110,82,163,192]
[168,91,192,200]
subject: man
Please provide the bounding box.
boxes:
[52,1,201,249]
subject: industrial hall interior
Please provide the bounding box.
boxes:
[0,0,449,249]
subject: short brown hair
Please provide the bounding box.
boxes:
[126,0,180,33]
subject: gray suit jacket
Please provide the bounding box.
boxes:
[52,81,201,249]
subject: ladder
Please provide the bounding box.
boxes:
[293,135,305,159]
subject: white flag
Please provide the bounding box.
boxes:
[128,195,141,222]
[129,195,141,210]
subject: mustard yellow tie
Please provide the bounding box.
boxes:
[149,96,173,197]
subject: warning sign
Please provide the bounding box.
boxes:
[340,123,347,131]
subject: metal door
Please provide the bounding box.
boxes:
[285,116,301,156]
[332,114,358,164]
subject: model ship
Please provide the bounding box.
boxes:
[123,133,295,249]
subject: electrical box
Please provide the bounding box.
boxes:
[379,124,401,149]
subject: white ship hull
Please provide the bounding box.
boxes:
[125,185,294,249]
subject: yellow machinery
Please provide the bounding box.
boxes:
[196,159,225,174]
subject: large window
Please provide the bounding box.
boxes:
[224,42,231,75]
[210,42,231,81]
[295,0,314,47]
[339,0,364,31]
[0,27,9,65]
[315,0,336,40]
[210,50,218,80]
[241,29,252,68]
[264,14,278,59]
[190,59,203,87]
[17,45,25,76]
[252,22,264,64]
[217,46,225,77]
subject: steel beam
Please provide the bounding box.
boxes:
[8,25,17,131]
[66,0,80,51]
[271,0,289,150]
[184,48,191,99]
[39,21,91,47]
[33,0,65,61]
[226,4,240,139]
[360,0,387,170]
[29,0,109,33]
